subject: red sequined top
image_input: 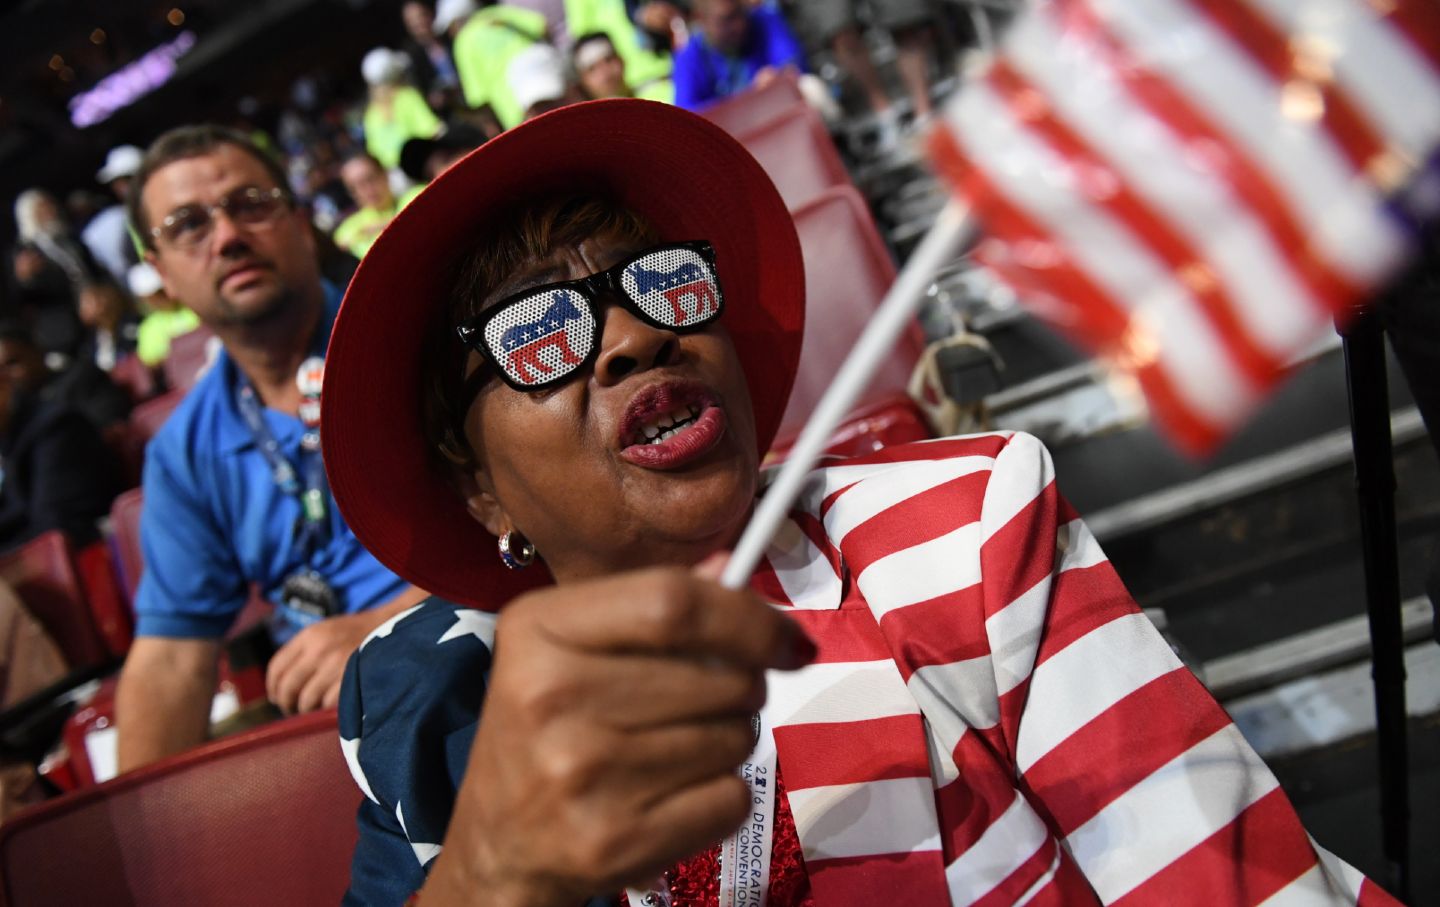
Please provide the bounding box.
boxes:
[624,767,813,907]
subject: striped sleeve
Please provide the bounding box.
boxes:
[976,433,1398,905]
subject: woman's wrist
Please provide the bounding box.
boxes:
[419,846,574,907]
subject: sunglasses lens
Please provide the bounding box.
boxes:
[619,246,721,329]
[483,288,597,387]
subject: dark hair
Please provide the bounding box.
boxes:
[419,194,660,474]
[0,320,35,348]
[128,124,293,251]
[340,150,384,171]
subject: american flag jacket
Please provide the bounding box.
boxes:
[339,432,1397,906]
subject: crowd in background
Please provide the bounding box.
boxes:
[0,0,949,561]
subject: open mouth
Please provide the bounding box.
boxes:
[618,381,728,469]
[633,402,703,447]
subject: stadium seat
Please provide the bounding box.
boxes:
[108,488,144,603]
[107,354,158,405]
[161,325,216,392]
[780,186,927,441]
[0,532,110,671]
[71,542,131,659]
[0,710,360,907]
[699,72,807,138]
[127,388,186,447]
[767,392,934,465]
[734,107,851,212]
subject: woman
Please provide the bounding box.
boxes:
[322,100,1394,906]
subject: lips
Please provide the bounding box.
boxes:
[219,261,271,289]
[618,380,728,470]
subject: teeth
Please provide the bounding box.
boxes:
[634,402,706,446]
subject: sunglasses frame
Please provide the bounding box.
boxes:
[455,240,725,392]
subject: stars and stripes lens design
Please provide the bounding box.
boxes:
[458,241,724,391]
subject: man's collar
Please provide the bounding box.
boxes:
[214,280,342,454]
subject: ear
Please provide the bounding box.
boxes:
[454,468,512,539]
[145,250,181,302]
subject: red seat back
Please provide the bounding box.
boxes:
[108,354,158,405]
[72,542,132,658]
[109,488,145,603]
[128,389,186,448]
[699,72,807,137]
[779,186,927,442]
[0,531,109,670]
[767,393,933,465]
[161,326,216,393]
[0,710,361,907]
[735,108,851,212]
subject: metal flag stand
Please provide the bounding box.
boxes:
[1336,304,1411,902]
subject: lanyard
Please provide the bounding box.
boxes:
[234,359,329,557]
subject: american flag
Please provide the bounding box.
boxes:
[928,0,1440,454]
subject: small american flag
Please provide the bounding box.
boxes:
[929,0,1440,454]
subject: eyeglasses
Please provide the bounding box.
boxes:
[456,241,724,391]
[150,186,291,249]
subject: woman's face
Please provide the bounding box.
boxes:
[461,231,759,583]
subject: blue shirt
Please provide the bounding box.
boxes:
[133,284,409,643]
[672,6,806,111]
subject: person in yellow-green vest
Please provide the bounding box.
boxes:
[449,4,551,130]
[570,30,671,103]
[333,153,423,260]
[564,0,678,102]
[361,48,444,169]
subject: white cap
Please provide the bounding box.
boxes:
[508,43,567,115]
[361,47,408,87]
[432,0,477,35]
[96,144,144,184]
[127,261,164,298]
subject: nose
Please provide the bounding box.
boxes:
[593,302,679,386]
[208,207,252,258]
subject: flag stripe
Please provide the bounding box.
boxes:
[943,792,1053,905]
[1020,668,1233,836]
[786,776,943,861]
[1006,9,1330,359]
[1065,724,1280,901]
[1190,0,1387,171]
[1111,788,1321,906]
[773,714,932,791]
[928,127,1228,452]
[987,58,1283,385]
[1058,0,1363,309]
[804,850,954,907]
[1094,0,1408,286]
[1386,0,1440,74]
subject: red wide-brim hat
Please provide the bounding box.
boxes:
[322,99,805,610]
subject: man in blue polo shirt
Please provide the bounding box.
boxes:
[672,0,806,111]
[114,125,426,773]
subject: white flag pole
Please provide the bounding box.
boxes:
[721,198,973,590]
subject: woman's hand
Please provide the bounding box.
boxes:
[421,565,815,907]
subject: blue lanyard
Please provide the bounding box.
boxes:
[235,381,329,557]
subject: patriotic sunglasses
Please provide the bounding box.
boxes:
[455,241,725,391]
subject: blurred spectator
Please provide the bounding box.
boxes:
[797,0,938,148]
[570,30,668,102]
[129,262,201,368]
[82,145,145,285]
[7,190,97,360]
[450,3,550,129]
[361,47,444,171]
[564,0,677,101]
[0,321,131,433]
[672,0,805,110]
[333,153,422,259]
[113,125,421,772]
[398,124,486,184]
[75,279,141,373]
[508,42,578,122]
[432,0,479,41]
[0,352,120,551]
[0,577,66,819]
[399,1,464,117]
